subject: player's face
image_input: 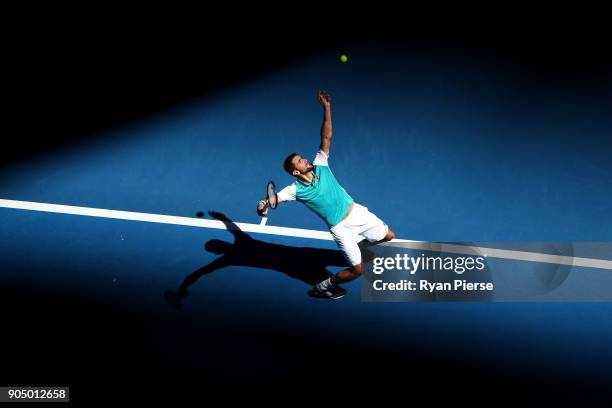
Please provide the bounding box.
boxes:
[292,155,313,175]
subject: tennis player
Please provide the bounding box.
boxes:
[257,91,395,299]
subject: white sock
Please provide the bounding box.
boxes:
[318,277,333,290]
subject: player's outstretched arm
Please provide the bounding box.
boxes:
[318,90,332,155]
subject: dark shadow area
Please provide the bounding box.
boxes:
[2,16,356,169]
[165,211,349,308]
[4,12,610,169]
[1,253,611,403]
[2,282,610,404]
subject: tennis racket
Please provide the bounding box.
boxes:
[260,181,277,222]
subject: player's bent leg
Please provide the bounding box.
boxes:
[315,217,373,300]
[333,263,363,283]
[313,264,361,300]
[313,238,360,299]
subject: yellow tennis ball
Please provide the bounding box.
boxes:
[340,54,348,63]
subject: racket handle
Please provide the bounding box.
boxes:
[262,204,269,216]
[258,199,269,216]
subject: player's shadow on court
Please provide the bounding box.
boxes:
[164,211,349,309]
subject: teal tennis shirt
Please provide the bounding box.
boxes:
[277,150,354,227]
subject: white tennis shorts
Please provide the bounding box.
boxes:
[330,203,389,266]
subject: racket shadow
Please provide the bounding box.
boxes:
[164,211,349,309]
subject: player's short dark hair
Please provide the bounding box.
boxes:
[283,153,299,174]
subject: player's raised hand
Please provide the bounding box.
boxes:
[318,90,331,108]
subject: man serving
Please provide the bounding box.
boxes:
[257,91,395,299]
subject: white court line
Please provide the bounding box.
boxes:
[2,198,612,270]
[0,199,334,241]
